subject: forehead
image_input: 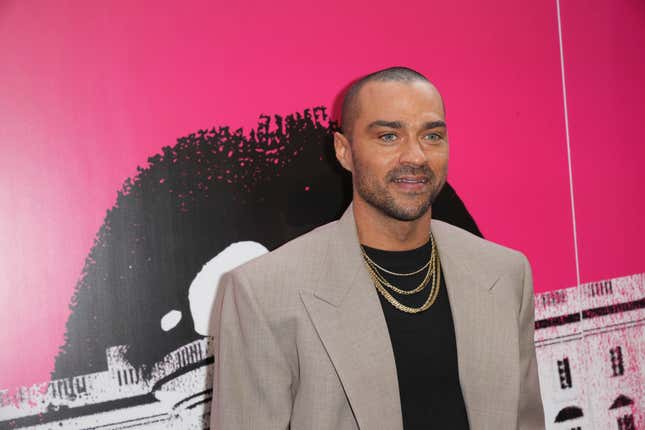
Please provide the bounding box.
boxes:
[355,80,445,124]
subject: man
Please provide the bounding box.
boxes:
[210,67,545,429]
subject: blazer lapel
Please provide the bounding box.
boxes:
[431,220,504,419]
[299,206,403,430]
[299,209,506,429]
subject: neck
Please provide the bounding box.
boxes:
[352,197,432,251]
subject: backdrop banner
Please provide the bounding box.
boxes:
[0,1,643,428]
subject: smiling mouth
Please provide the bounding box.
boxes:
[393,177,429,184]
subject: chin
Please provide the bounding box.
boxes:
[384,204,431,222]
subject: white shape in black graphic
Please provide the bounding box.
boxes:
[161,309,182,331]
[188,241,268,336]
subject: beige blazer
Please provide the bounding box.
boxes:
[210,205,545,429]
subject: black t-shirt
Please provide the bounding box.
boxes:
[362,240,470,429]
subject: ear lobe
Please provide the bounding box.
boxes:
[334,131,353,173]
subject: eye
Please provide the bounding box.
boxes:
[379,133,398,143]
[423,132,442,142]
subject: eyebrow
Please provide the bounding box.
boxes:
[367,120,447,130]
[422,120,447,130]
[367,120,403,129]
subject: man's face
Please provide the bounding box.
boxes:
[337,80,448,221]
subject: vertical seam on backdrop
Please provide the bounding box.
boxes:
[555,0,581,290]
[556,2,590,417]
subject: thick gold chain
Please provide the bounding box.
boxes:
[361,235,441,314]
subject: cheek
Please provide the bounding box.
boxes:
[429,153,449,176]
[430,147,449,164]
[354,144,401,179]
[354,151,387,174]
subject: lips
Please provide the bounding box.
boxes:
[393,176,429,184]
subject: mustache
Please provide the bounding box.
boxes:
[386,165,435,182]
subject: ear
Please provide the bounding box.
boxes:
[334,131,353,173]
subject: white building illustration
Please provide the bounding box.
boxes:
[535,273,644,429]
[0,339,213,429]
[1,273,643,429]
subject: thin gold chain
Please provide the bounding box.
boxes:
[361,247,431,276]
[361,234,442,314]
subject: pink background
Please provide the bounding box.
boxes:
[0,0,643,391]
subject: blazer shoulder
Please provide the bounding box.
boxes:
[227,219,338,292]
[432,219,528,271]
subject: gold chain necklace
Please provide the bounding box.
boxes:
[361,235,441,314]
[369,264,441,314]
[363,249,435,295]
[361,248,431,276]
[361,234,436,294]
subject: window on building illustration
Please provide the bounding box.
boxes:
[610,346,624,377]
[558,357,573,389]
[617,413,634,430]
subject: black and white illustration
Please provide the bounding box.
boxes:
[0,109,481,429]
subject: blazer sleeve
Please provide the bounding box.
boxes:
[517,255,546,429]
[210,270,293,430]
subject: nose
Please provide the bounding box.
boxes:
[398,138,427,166]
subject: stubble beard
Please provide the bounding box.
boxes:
[353,163,446,222]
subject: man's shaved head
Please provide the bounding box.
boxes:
[341,66,442,139]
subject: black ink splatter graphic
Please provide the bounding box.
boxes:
[52,107,480,380]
